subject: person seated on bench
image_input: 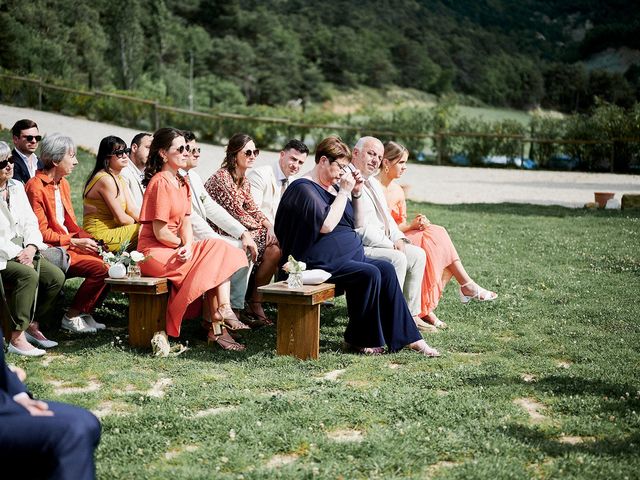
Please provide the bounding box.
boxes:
[204,133,280,326]
[25,133,109,335]
[138,128,249,351]
[82,136,140,252]
[274,136,440,357]
[0,323,101,479]
[377,141,497,328]
[0,141,65,356]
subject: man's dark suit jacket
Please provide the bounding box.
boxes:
[11,149,43,184]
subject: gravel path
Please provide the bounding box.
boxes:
[2,104,639,207]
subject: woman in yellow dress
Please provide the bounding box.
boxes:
[83,136,140,251]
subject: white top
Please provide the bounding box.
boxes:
[54,188,68,234]
[14,149,39,179]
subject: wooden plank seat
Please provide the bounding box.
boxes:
[105,277,168,349]
[258,281,335,360]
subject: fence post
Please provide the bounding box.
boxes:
[153,101,159,131]
[38,79,43,110]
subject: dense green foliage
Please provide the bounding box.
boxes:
[1,0,639,111]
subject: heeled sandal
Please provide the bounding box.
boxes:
[216,303,250,331]
[243,301,274,327]
[459,281,497,304]
[207,324,245,351]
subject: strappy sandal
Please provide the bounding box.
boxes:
[243,301,274,327]
[459,281,498,304]
[411,341,441,357]
[216,303,250,332]
[207,326,245,351]
[424,312,448,329]
[344,342,385,355]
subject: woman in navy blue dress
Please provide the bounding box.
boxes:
[275,136,439,356]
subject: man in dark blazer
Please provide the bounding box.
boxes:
[11,119,44,184]
[0,323,101,479]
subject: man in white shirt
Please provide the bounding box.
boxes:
[120,132,151,210]
[351,136,432,332]
[181,131,259,318]
[11,119,43,184]
[247,139,309,223]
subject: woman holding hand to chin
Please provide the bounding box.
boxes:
[137,128,248,351]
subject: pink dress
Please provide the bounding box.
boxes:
[383,182,459,316]
[138,172,248,337]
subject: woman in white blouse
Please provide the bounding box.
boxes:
[0,141,65,356]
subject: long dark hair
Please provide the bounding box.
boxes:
[142,127,186,187]
[84,136,126,197]
[221,133,253,186]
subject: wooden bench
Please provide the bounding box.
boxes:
[258,281,335,360]
[105,277,168,349]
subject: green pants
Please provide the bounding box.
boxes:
[0,257,65,331]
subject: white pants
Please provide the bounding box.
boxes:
[364,244,425,317]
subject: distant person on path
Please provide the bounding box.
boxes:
[180,131,259,327]
[138,127,249,351]
[25,133,109,335]
[0,322,101,479]
[377,141,497,327]
[0,141,65,357]
[351,136,430,333]
[83,136,140,251]
[275,136,439,356]
[248,139,309,224]
[10,119,43,184]
[204,133,281,326]
[121,132,152,210]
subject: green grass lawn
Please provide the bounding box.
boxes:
[2,130,639,478]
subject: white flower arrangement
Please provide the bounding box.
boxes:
[282,255,306,274]
[98,241,148,267]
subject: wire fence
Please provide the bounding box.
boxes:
[1,74,638,173]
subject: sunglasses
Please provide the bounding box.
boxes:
[0,158,15,169]
[175,144,192,154]
[21,135,42,142]
[243,149,260,158]
[190,147,201,154]
[109,147,131,158]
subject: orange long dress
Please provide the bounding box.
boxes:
[138,172,248,337]
[383,182,459,316]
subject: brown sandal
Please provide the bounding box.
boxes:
[243,301,274,327]
[207,326,245,351]
[216,303,250,332]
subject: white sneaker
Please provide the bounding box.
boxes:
[61,314,97,334]
[80,313,106,330]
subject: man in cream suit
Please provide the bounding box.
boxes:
[181,132,258,314]
[351,136,432,332]
[247,139,309,223]
[120,132,152,211]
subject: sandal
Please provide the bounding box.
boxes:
[207,327,245,351]
[344,342,385,355]
[410,340,440,357]
[216,303,250,332]
[459,281,497,304]
[424,312,447,329]
[243,301,274,327]
[414,316,437,333]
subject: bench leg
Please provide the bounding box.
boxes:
[128,293,168,348]
[276,303,320,360]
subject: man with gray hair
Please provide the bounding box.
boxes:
[351,136,432,332]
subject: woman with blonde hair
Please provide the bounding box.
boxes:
[377,141,497,327]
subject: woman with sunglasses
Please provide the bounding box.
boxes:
[377,141,497,328]
[25,133,110,334]
[138,128,249,351]
[204,133,280,326]
[82,136,140,252]
[0,141,66,356]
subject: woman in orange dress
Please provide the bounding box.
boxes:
[138,128,249,351]
[377,141,497,328]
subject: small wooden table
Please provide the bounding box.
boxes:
[258,281,335,360]
[105,277,168,348]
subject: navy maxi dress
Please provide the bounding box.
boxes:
[274,178,421,352]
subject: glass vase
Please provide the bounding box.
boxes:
[287,272,303,289]
[128,263,141,279]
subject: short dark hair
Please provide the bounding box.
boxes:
[282,139,309,155]
[131,132,152,147]
[182,130,196,142]
[11,119,38,137]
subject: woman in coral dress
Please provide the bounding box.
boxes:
[83,136,139,252]
[138,128,249,351]
[377,141,497,328]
